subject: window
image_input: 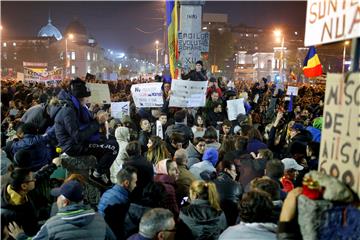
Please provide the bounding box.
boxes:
[71,51,76,60]
[71,65,76,74]
[13,42,16,47]
[93,52,96,61]
[3,42,6,47]
[3,53,7,59]
[87,52,91,61]
[87,65,91,73]
[14,56,17,60]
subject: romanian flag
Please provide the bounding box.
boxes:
[166,0,178,79]
[303,46,322,78]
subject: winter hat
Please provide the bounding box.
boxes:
[202,148,219,167]
[69,78,91,98]
[291,123,304,131]
[313,117,323,130]
[195,60,203,66]
[281,158,304,171]
[51,180,84,202]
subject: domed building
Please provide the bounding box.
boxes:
[38,16,63,40]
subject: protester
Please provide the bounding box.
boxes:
[110,126,130,183]
[281,158,304,193]
[190,148,218,180]
[181,60,207,82]
[186,137,206,168]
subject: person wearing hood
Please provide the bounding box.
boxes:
[186,137,206,168]
[190,148,218,180]
[178,180,227,240]
[305,117,322,143]
[54,78,119,187]
[110,126,130,183]
[154,159,180,217]
[8,180,116,240]
[219,191,277,240]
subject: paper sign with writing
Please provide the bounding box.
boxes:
[169,79,207,107]
[111,102,130,119]
[131,83,163,108]
[227,98,246,121]
[87,83,111,104]
[319,73,360,196]
[305,0,360,46]
[156,120,164,139]
[286,86,299,96]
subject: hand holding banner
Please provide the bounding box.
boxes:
[131,83,163,108]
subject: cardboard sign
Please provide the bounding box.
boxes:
[111,102,130,119]
[319,73,360,196]
[227,98,246,121]
[305,0,360,46]
[130,83,163,108]
[169,79,207,107]
[286,86,299,96]
[87,83,111,104]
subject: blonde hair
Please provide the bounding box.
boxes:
[190,180,221,211]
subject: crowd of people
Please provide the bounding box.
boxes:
[0,62,357,240]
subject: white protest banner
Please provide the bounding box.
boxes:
[319,73,360,196]
[286,86,299,96]
[227,98,246,121]
[111,102,130,119]
[87,83,111,104]
[156,120,164,139]
[130,83,163,108]
[305,0,360,46]
[169,79,207,107]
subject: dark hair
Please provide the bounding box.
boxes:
[193,137,205,145]
[250,178,281,201]
[219,136,236,161]
[159,112,167,117]
[209,100,222,111]
[170,132,184,144]
[203,126,218,141]
[265,159,284,179]
[307,141,320,157]
[174,110,186,123]
[222,159,235,171]
[140,118,149,126]
[239,191,274,223]
[234,136,248,152]
[117,166,137,184]
[258,149,273,161]
[222,120,232,127]
[195,114,205,127]
[126,141,141,156]
[141,182,167,207]
[16,123,37,135]
[9,168,33,192]
[289,141,307,156]
[247,127,263,141]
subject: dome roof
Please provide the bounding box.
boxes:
[64,19,87,36]
[38,17,62,40]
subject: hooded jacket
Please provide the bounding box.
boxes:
[16,203,116,240]
[154,174,179,217]
[110,127,130,183]
[54,90,100,154]
[186,143,203,168]
[190,160,216,180]
[179,199,227,240]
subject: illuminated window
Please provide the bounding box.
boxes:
[87,65,91,73]
[93,53,96,61]
[71,65,76,74]
[71,51,76,60]
[87,52,91,61]
[3,42,6,47]
[13,42,16,47]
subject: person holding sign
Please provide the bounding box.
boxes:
[181,60,208,81]
[54,78,119,187]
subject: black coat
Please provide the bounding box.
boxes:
[1,185,39,238]
[181,70,207,81]
[165,123,194,149]
[214,172,243,225]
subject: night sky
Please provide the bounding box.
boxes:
[1,1,307,53]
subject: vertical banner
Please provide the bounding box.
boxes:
[319,73,360,196]
[166,0,179,79]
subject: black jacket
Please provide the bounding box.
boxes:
[181,70,207,81]
[165,123,194,149]
[138,130,151,154]
[214,172,243,225]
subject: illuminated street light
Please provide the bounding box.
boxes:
[274,29,285,82]
[342,41,350,74]
[155,40,159,74]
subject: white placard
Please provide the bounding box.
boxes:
[156,120,164,139]
[305,0,360,46]
[169,79,207,107]
[16,72,24,82]
[111,102,130,119]
[130,83,163,108]
[286,86,299,96]
[87,83,111,104]
[227,98,246,121]
[319,73,360,196]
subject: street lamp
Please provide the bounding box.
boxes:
[274,29,285,82]
[342,40,350,73]
[65,33,74,78]
[155,40,159,74]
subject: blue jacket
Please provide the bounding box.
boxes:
[98,185,130,239]
[54,90,100,154]
[11,134,53,171]
[306,126,321,143]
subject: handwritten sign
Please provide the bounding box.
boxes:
[305,0,360,46]
[169,79,207,107]
[319,73,360,196]
[227,98,246,121]
[111,102,130,119]
[87,83,111,104]
[130,83,163,108]
[286,86,299,96]
[24,67,63,83]
[178,32,210,52]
